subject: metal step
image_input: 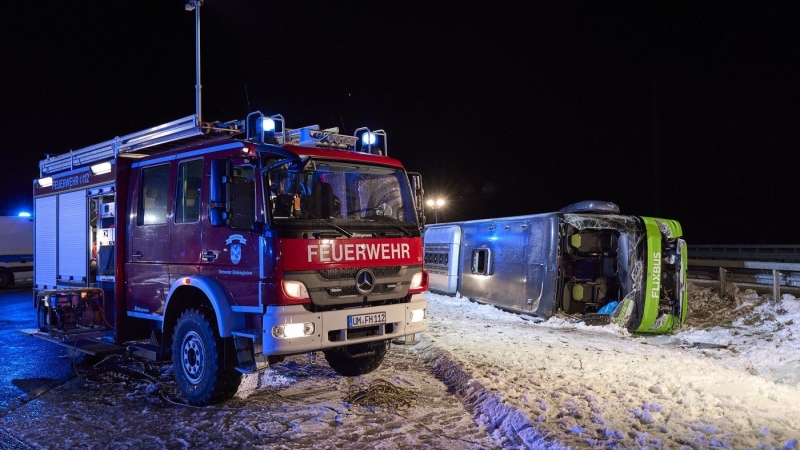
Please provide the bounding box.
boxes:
[70,338,124,355]
[232,327,269,373]
[231,328,260,339]
[18,328,124,355]
[128,343,160,361]
[235,363,258,374]
[235,353,270,374]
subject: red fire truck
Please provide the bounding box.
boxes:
[21,112,429,405]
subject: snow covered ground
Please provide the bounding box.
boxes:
[413,285,800,449]
[1,284,798,449]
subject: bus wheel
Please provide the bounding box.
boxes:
[172,308,241,406]
[0,269,13,289]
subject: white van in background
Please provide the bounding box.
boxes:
[0,216,33,288]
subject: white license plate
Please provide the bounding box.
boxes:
[348,312,386,328]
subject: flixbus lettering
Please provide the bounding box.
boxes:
[651,252,662,299]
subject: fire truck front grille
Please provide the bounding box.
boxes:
[326,283,399,297]
[318,266,401,280]
[285,264,422,308]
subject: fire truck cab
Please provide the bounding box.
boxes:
[23,112,429,405]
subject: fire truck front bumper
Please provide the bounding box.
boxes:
[261,293,427,355]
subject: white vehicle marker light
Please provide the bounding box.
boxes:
[90,162,112,175]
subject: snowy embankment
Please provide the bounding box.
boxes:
[413,290,800,449]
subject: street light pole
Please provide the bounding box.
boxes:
[185,0,204,125]
[426,198,445,224]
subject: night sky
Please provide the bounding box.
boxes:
[3,1,800,245]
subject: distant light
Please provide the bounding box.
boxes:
[38,177,53,187]
[426,197,446,223]
[17,212,31,218]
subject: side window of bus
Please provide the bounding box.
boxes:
[138,164,170,225]
[175,159,203,223]
[471,248,493,275]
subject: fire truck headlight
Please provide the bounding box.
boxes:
[410,308,426,323]
[283,280,309,299]
[410,271,424,290]
[272,322,315,339]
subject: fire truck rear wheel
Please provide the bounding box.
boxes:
[172,308,241,406]
[323,340,388,376]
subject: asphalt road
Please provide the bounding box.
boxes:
[0,286,77,449]
[0,287,497,450]
[0,286,76,411]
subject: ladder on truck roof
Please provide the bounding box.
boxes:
[39,115,242,177]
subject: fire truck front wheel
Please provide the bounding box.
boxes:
[323,340,389,377]
[172,308,241,406]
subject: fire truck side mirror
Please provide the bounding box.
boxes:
[209,159,227,226]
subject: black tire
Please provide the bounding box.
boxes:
[0,269,13,289]
[323,340,389,377]
[172,308,241,406]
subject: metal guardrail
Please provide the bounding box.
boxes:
[688,245,800,299]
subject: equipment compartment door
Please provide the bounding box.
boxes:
[34,195,57,289]
[57,190,88,286]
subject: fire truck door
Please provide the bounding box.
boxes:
[127,162,173,315]
[169,159,203,278]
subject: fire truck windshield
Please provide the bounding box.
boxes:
[265,160,417,229]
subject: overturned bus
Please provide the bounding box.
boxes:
[422,201,687,334]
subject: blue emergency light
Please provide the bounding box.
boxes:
[260,117,276,133]
[355,128,387,155]
[246,111,285,143]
